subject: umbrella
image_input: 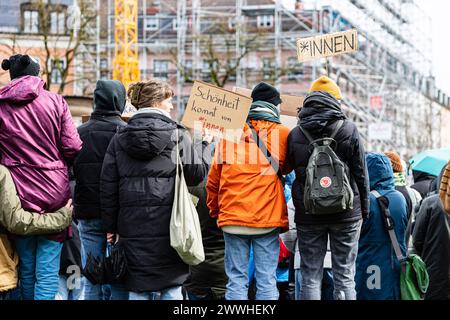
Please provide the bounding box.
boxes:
[409,148,450,177]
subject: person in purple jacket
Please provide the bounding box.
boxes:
[0,54,82,300]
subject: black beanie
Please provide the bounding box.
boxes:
[251,82,282,106]
[1,54,40,80]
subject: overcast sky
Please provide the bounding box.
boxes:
[418,0,450,94]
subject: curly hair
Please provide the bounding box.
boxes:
[127,79,174,109]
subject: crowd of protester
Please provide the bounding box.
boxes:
[0,54,449,301]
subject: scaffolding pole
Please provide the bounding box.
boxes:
[176,0,187,116]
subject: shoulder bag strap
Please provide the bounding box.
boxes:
[175,129,183,174]
[247,121,284,184]
[371,190,407,272]
[404,200,419,249]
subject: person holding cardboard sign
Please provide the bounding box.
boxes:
[207,82,291,300]
[100,79,211,301]
[287,76,369,300]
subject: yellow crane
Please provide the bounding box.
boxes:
[113,0,140,89]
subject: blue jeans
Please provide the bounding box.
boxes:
[322,269,334,300]
[297,220,362,300]
[15,236,63,300]
[110,284,129,300]
[129,286,183,300]
[56,276,83,300]
[295,269,302,300]
[223,229,280,300]
[78,219,109,300]
[295,268,334,300]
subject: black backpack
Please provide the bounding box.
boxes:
[300,120,354,215]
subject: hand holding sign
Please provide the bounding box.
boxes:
[297,29,358,62]
[182,81,253,143]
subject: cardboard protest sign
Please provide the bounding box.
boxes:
[297,29,358,62]
[233,86,304,117]
[182,81,253,142]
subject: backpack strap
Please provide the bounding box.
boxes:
[371,190,407,272]
[247,122,285,186]
[299,120,344,146]
[299,125,315,144]
[330,120,344,140]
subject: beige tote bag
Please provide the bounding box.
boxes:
[169,130,205,265]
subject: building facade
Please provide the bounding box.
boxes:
[99,0,450,157]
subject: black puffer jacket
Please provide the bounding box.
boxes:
[287,92,370,225]
[100,111,210,293]
[184,178,227,299]
[413,168,450,300]
[73,80,127,220]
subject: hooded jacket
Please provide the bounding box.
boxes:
[413,166,450,300]
[0,76,82,242]
[411,170,436,199]
[100,112,210,293]
[0,165,72,292]
[73,80,127,220]
[287,91,370,225]
[355,153,408,300]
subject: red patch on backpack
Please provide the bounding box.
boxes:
[320,177,332,188]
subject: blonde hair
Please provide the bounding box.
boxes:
[127,79,174,109]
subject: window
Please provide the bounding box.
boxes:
[49,58,66,84]
[262,57,274,80]
[228,18,236,30]
[24,10,39,33]
[257,15,273,29]
[153,60,169,81]
[185,59,193,70]
[228,58,237,81]
[202,60,212,82]
[287,57,302,80]
[100,58,108,70]
[172,19,179,30]
[51,11,66,34]
[145,17,159,31]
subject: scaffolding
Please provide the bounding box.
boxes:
[103,0,446,159]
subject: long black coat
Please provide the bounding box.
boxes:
[100,112,210,293]
[73,80,127,220]
[184,178,227,299]
[413,195,450,300]
[287,92,370,225]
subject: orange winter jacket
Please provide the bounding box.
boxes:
[207,120,291,230]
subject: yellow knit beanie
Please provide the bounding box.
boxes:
[309,76,342,100]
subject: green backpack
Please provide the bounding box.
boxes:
[371,191,430,300]
[400,254,429,300]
